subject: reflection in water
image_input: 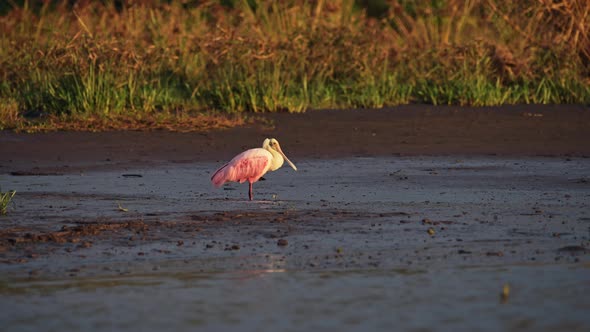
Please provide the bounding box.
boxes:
[234,254,288,279]
[1,264,589,332]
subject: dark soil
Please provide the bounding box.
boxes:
[1,105,589,174]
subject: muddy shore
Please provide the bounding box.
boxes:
[1,105,589,174]
[1,105,589,331]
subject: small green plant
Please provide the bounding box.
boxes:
[0,189,16,215]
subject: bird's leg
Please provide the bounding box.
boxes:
[248,182,253,201]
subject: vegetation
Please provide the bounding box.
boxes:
[1,0,589,131]
[0,189,16,215]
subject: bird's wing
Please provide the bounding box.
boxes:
[211,148,271,187]
[210,161,230,187]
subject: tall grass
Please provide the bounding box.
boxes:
[0,0,589,131]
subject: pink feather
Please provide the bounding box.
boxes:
[211,148,272,187]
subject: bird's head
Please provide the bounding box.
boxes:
[263,138,297,171]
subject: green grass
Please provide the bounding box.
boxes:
[1,0,589,131]
[0,189,16,215]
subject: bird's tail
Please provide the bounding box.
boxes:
[211,163,229,188]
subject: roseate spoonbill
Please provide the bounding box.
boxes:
[211,138,297,201]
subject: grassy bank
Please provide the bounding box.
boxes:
[1,0,589,131]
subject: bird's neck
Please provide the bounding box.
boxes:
[267,148,284,171]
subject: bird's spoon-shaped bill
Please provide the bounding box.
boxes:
[276,145,297,171]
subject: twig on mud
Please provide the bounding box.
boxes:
[117,202,129,212]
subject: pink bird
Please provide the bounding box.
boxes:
[211,138,298,201]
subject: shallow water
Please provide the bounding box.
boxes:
[1,265,589,332]
[1,156,590,331]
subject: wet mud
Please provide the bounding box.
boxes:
[1,106,590,331]
[1,156,589,276]
[1,105,590,174]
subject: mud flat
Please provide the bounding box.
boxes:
[1,106,589,331]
